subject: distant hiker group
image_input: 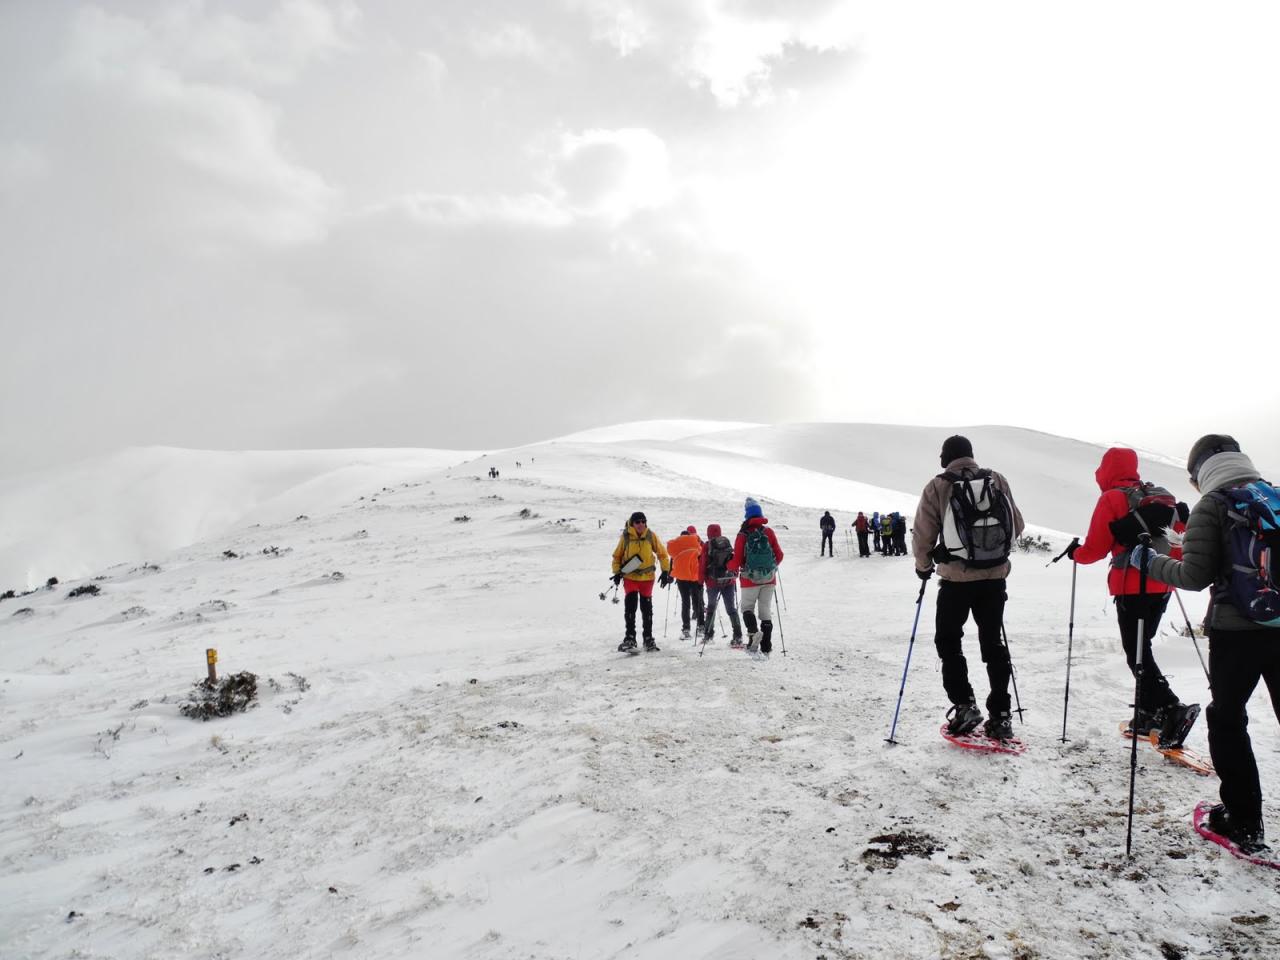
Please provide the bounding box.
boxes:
[820,509,908,558]
[610,498,784,658]
[606,429,1280,863]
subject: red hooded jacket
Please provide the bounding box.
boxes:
[1073,447,1181,596]
[729,516,784,587]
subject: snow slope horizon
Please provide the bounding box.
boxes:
[2,425,1276,959]
[2,419,1270,592]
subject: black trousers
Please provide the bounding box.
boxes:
[1207,628,1280,830]
[677,579,705,630]
[873,530,881,551]
[624,591,654,640]
[1114,593,1179,712]
[821,531,834,556]
[934,578,1011,714]
[856,531,870,557]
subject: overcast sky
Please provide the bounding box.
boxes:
[3,1,1278,478]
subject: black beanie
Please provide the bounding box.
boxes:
[629,511,647,525]
[940,435,974,467]
[1187,434,1241,482]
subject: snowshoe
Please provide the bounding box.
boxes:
[618,637,638,655]
[1195,801,1275,866]
[643,638,659,652]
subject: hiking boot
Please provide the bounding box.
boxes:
[1157,702,1200,750]
[945,702,983,736]
[643,638,659,652]
[745,632,760,654]
[983,711,1014,742]
[1125,708,1161,739]
[1207,804,1268,854]
[729,636,745,649]
[680,627,692,641]
[618,636,637,653]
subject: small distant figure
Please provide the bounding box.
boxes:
[820,511,836,557]
[854,512,871,557]
[879,513,893,555]
[871,511,882,554]
[892,512,908,556]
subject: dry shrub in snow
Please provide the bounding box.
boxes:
[179,672,259,721]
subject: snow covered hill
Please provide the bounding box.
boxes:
[2,423,1276,959]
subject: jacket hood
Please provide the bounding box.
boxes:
[943,456,980,474]
[707,523,722,538]
[1095,447,1140,492]
[744,516,769,530]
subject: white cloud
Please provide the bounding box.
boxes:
[556,128,672,219]
[0,142,46,198]
[56,5,337,246]
[468,21,559,65]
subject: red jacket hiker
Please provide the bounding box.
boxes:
[1073,447,1183,596]
[729,516,784,588]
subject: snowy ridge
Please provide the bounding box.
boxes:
[2,425,1276,959]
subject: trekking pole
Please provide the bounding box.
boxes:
[1125,534,1151,859]
[1061,556,1078,742]
[664,580,672,639]
[598,579,620,604]
[1000,623,1026,724]
[774,595,786,657]
[1172,590,1211,685]
[886,579,929,745]
[1049,538,1080,741]
[776,571,788,611]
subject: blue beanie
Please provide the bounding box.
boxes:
[744,497,763,520]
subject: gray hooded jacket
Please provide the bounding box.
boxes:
[1147,451,1265,632]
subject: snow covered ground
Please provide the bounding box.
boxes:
[2,422,1277,960]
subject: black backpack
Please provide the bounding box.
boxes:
[1108,482,1176,569]
[705,536,735,582]
[934,469,1014,569]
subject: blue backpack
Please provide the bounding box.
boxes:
[1209,480,1280,627]
[742,526,777,581]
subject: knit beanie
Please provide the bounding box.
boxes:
[744,497,763,520]
[629,511,647,525]
[1187,434,1241,483]
[686,525,696,535]
[940,434,974,467]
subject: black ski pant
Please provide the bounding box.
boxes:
[821,531,834,556]
[893,532,907,555]
[704,582,742,640]
[677,579,705,631]
[934,578,1011,715]
[873,531,881,552]
[856,532,870,557]
[624,591,654,640]
[1114,593,1179,713]
[1206,627,1280,832]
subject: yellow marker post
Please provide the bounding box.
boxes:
[206,648,218,684]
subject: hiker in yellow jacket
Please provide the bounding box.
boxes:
[611,510,672,652]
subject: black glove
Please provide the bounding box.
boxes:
[1065,537,1080,560]
[659,571,673,588]
[611,573,623,586]
[1176,501,1190,524]
[916,567,933,582]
